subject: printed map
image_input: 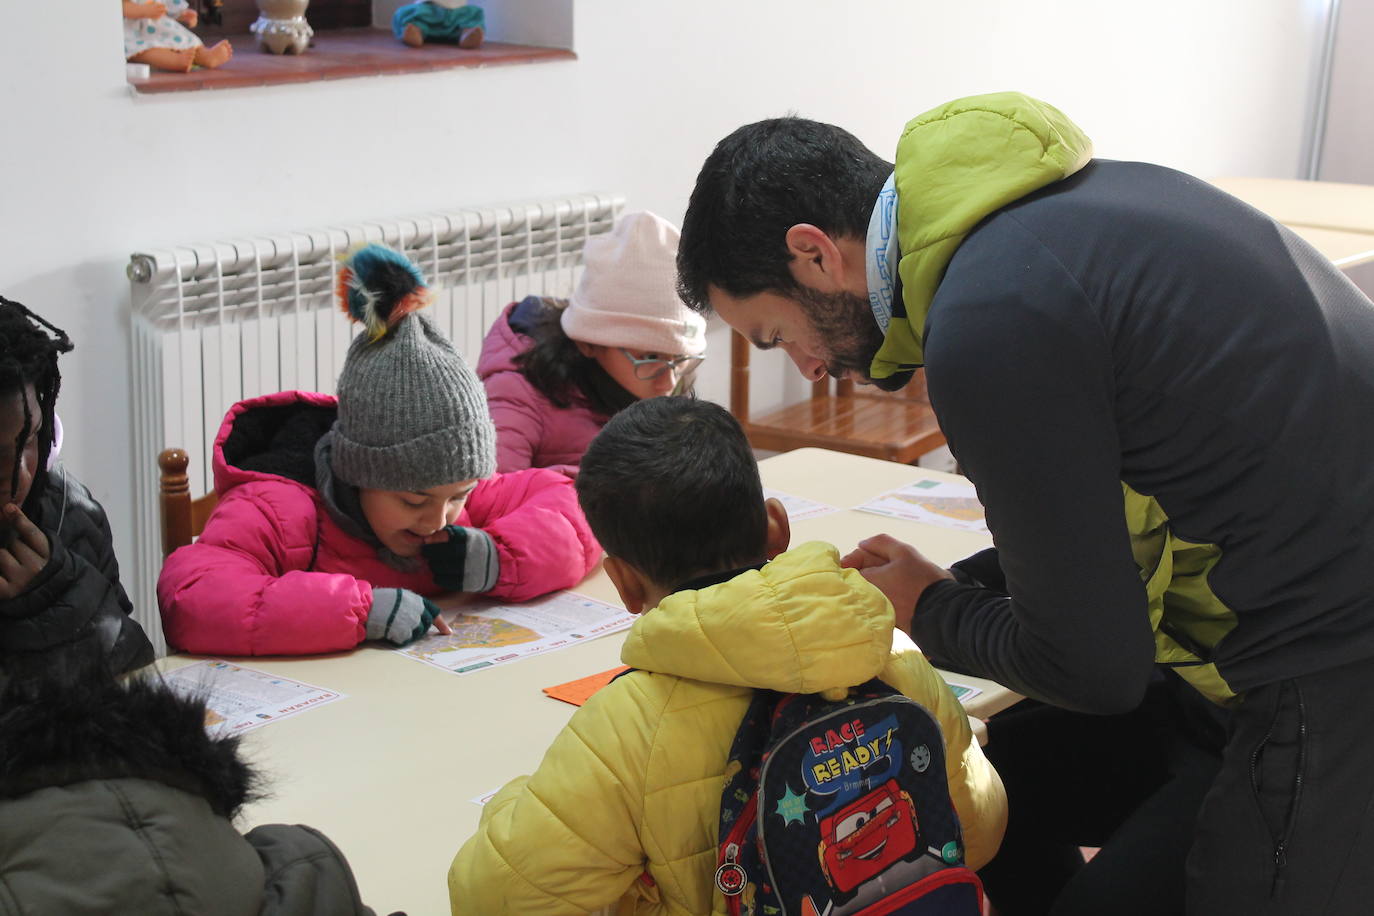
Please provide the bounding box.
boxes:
[858,477,989,533]
[399,592,634,675]
[413,614,540,658]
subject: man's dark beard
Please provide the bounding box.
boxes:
[792,285,909,390]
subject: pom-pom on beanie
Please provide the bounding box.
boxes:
[560,211,707,357]
[328,244,496,491]
[336,244,431,342]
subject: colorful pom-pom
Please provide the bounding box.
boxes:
[336,244,432,342]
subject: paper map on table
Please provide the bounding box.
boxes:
[943,680,983,704]
[398,591,635,675]
[161,660,345,737]
[763,487,839,521]
[856,477,989,532]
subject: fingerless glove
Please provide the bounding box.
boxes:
[421,525,499,593]
[367,587,441,646]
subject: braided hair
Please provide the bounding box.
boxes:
[0,297,72,514]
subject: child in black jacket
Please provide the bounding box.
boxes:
[0,297,152,682]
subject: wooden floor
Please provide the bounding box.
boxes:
[129,29,574,94]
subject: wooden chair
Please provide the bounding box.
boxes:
[158,448,219,556]
[729,332,946,463]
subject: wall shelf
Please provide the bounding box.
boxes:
[128,28,574,93]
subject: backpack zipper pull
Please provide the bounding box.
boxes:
[716,842,747,897]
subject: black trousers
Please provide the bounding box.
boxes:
[1188,654,1374,915]
[979,660,1374,915]
[977,677,1223,916]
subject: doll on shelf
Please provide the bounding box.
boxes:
[123,0,233,73]
[392,0,485,50]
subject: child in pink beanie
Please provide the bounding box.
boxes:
[476,211,708,475]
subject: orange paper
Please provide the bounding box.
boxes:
[543,666,631,707]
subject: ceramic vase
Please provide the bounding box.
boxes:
[251,0,313,55]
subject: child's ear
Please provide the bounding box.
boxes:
[763,497,791,560]
[573,340,600,359]
[603,555,650,615]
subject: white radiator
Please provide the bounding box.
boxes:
[128,193,625,654]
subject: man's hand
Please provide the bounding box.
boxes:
[0,504,50,600]
[840,534,953,631]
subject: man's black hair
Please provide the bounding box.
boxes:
[576,397,767,589]
[677,116,893,312]
[0,297,71,514]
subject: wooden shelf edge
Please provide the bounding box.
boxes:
[129,32,575,94]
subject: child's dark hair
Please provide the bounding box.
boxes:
[513,298,638,417]
[576,397,767,589]
[0,297,71,509]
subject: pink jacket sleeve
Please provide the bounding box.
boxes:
[462,468,602,602]
[484,369,546,473]
[157,482,373,656]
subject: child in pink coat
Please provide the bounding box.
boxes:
[476,211,707,475]
[158,245,601,657]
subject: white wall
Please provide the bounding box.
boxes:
[0,0,1326,620]
[1316,0,1374,182]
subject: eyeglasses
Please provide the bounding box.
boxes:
[618,349,706,380]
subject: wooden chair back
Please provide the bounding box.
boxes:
[158,448,220,556]
[729,332,946,464]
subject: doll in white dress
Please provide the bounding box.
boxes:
[124,0,232,72]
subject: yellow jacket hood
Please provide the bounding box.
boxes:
[620,541,896,694]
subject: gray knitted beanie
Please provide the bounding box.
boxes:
[328,244,496,491]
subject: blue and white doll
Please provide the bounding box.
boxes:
[393,0,485,49]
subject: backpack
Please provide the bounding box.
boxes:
[715,678,983,916]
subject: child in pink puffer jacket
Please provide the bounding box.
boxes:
[476,211,707,475]
[158,245,601,657]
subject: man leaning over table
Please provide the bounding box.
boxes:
[674,91,1374,916]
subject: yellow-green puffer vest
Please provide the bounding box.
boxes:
[885,92,1240,705]
[448,541,1007,915]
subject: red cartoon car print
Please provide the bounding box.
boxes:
[816,779,921,897]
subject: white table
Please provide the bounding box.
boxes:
[1210,176,1374,235]
[160,447,1015,916]
[1211,176,1374,269]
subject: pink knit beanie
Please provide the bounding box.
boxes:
[561,211,707,356]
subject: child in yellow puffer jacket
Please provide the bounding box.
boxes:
[448,398,1007,915]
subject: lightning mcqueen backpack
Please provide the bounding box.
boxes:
[715,678,983,916]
